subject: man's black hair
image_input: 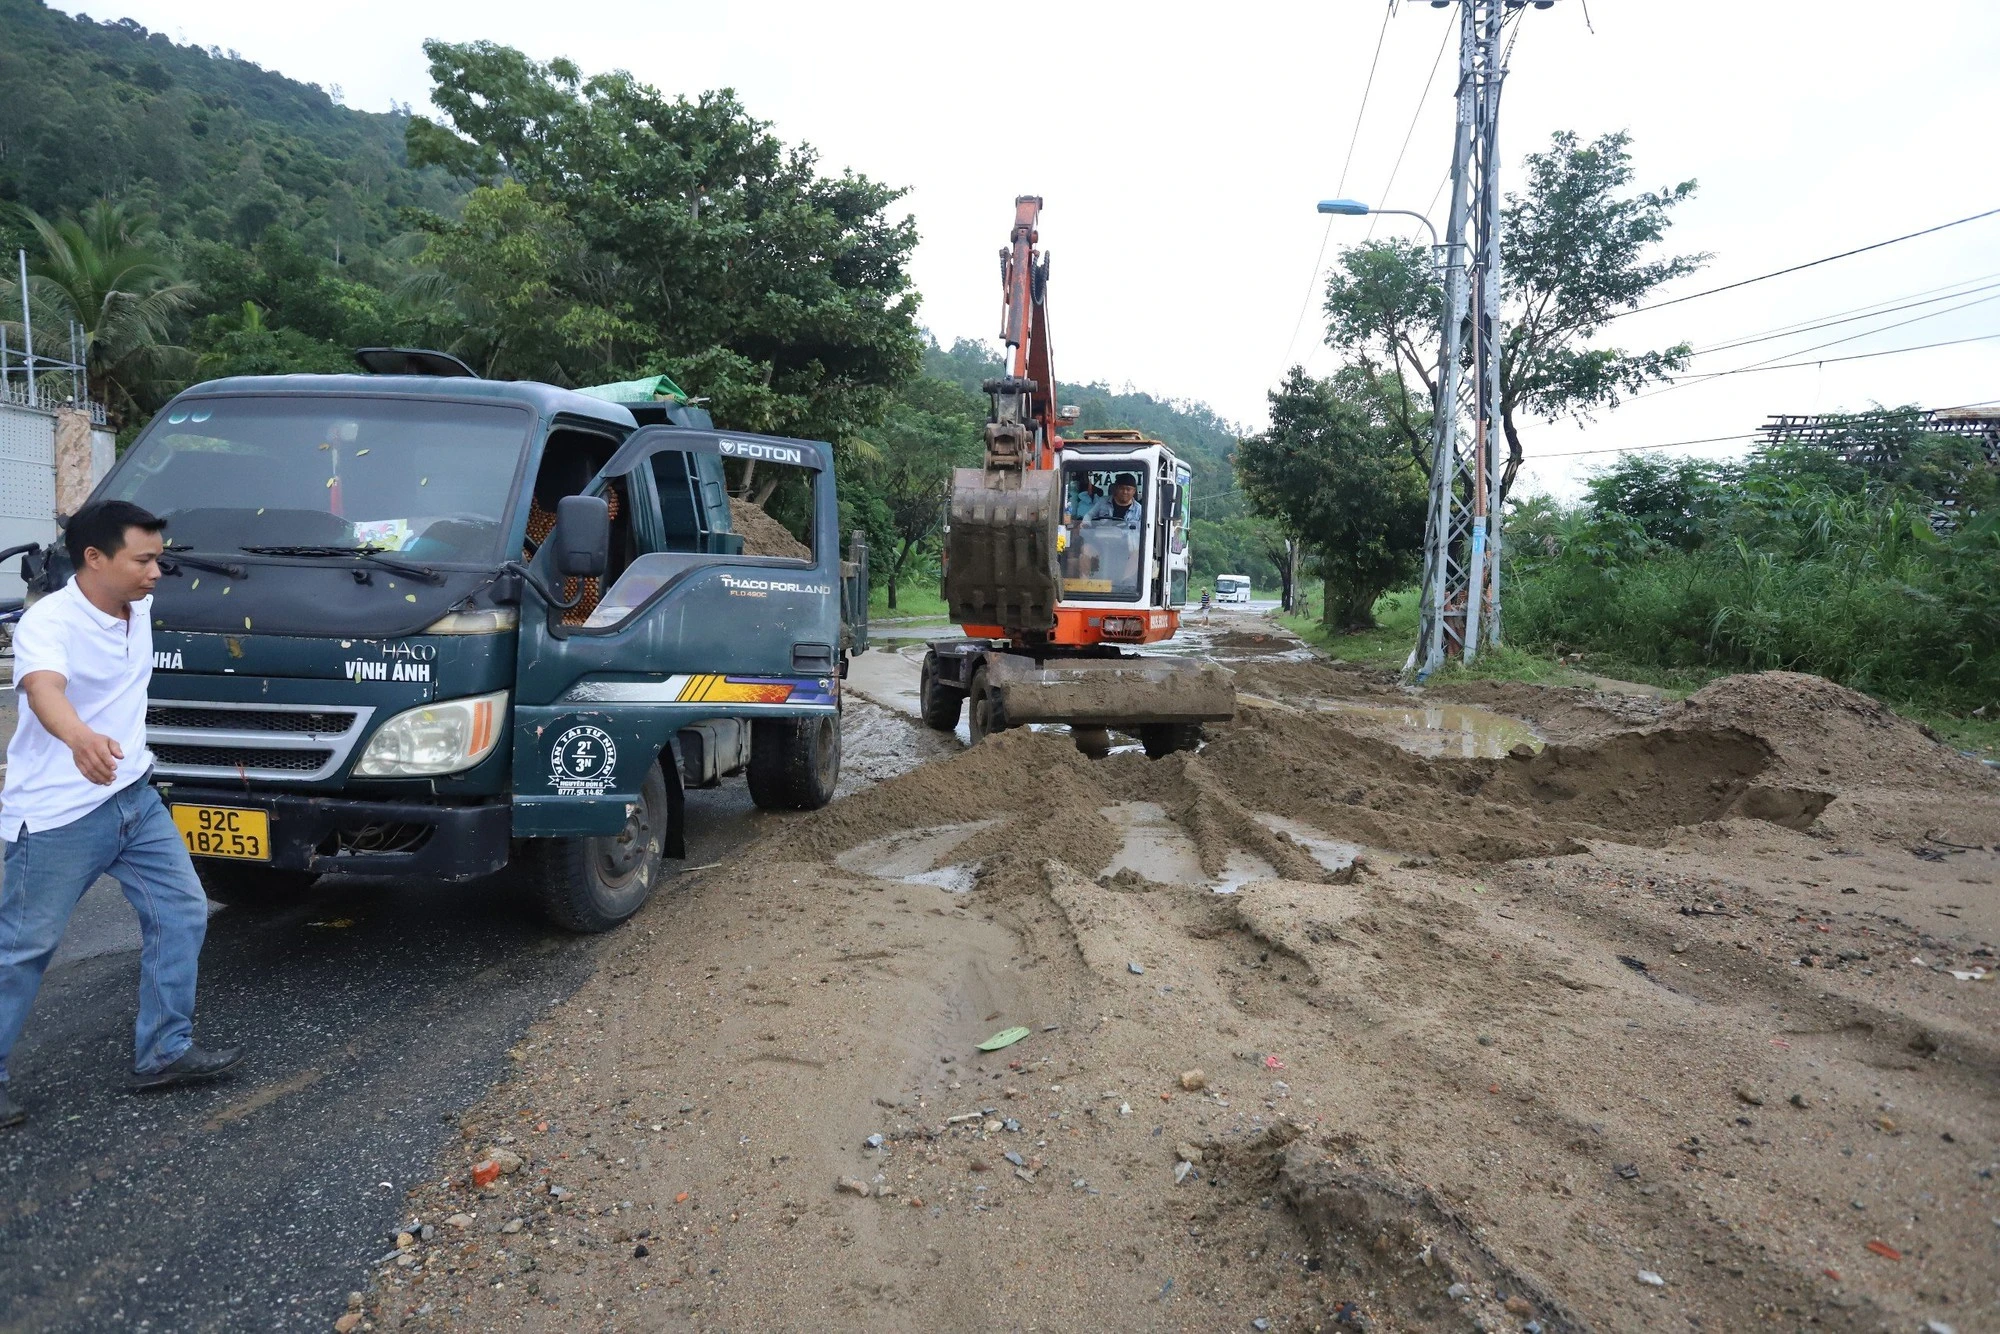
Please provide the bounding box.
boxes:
[65,499,167,567]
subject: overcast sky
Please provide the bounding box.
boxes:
[69,0,2000,497]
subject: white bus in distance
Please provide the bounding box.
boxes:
[1215,574,1250,604]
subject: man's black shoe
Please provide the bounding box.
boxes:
[130,1044,244,1092]
[0,1085,23,1128]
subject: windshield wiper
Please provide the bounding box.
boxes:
[239,545,445,585]
[160,548,247,578]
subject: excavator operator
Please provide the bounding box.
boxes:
[1088,474,1144,530]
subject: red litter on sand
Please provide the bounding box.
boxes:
[471,1160,501,1188]
[1865,1240,1902,1261]
[1263,1055,1286,1070]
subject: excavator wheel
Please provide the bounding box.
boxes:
[1138,723,1204,759]
[919,651,964,732]
[966,665,1009,744]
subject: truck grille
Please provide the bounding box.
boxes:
[153,744,333,773]
[148,705,357,735]
[148,699,376,783]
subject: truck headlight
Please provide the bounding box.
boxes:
[354,690,508,777]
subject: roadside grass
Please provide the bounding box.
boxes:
[1274,587,1419,671]
[868,582,950,623]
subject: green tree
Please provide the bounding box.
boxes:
[407,40,921,445]
[1237,367,1427,629]
[406,182,643,382]
[1581,454,1726,553]
[9,200,196,425]
[1321,130,1704,499]
[193,300,352,378]
[1499,130,1706,496]
[850,376,984,608]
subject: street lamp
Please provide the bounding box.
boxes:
[1315,198,1439,250]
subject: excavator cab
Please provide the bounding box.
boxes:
[1055,434,1192,643]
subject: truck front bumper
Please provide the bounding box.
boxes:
[155,784,513,883]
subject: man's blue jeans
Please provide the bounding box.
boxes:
[0,779,209,1082]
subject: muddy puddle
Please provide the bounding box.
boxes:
[1241,693,1542,759]
[833,819,996,892]
[1099,800,1277,893]
[1252,812,1367,875]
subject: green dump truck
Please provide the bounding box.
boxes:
[25,357,867,931]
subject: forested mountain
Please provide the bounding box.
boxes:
[0,0,461,277]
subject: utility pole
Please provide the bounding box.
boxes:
[1413,0,1541,677]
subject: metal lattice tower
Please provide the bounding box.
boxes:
[1413,0,1522,678]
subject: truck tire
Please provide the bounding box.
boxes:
[195,861,320,911]
[966,664,1008,744]
[1138,722,1204,758]
[529,761,668,933]
[919,652,964,732]
[747,714,840,811]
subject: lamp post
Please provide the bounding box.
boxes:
[1315,196,1470,676]
[1315,198,1441,252]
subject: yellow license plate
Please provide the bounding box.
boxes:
[171,804,271,861]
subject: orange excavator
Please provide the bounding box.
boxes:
[918,196,1235,757]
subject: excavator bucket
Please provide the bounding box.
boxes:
[981,652,1236,728]
[943,466,1063,632]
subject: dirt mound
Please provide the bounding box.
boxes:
[1230,657,1403,701]
[1667,671,1994,791]
[377,678,1998,1334]
[1208,628,1290,652]
[727,495,812,559]
[779,696,1826,885]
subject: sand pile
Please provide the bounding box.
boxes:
[784,696,1830,881]
[1667,671,1995,790]
[726,495,812,559]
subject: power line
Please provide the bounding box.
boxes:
[1526,396,2000,461]
[1681,270,2000,357]
[1648,302,2000,401]
[1364,16,1455,243]
[1335,4,1395,199]
[1275,3,1395,378]
[1528,431,1761,460]
[1604,205,2000,322]
[1700,330,2000,377]
[1683,285,2000,364]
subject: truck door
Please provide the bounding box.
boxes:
[509,426,841,838]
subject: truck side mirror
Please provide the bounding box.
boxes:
[552,494,610,579]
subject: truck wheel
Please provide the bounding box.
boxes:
[967,665,1008,744]
[1138,723,1204,758]
[195,861,320,911]
[530,761,668,933]
[747,714,840,811]
[919,652,964,732]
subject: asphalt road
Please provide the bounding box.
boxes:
[0,720,767,1332]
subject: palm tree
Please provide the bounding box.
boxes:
[5,201,197,426]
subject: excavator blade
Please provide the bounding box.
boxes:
[943,466,1063,632]
[982,652,1235,727]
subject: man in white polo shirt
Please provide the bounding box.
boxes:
[0,499,241,1129]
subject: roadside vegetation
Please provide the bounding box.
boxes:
[1236,122,1996,755]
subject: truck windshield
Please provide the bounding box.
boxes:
[106,396,532,564]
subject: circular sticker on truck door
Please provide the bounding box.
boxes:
[550,724,618,796]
